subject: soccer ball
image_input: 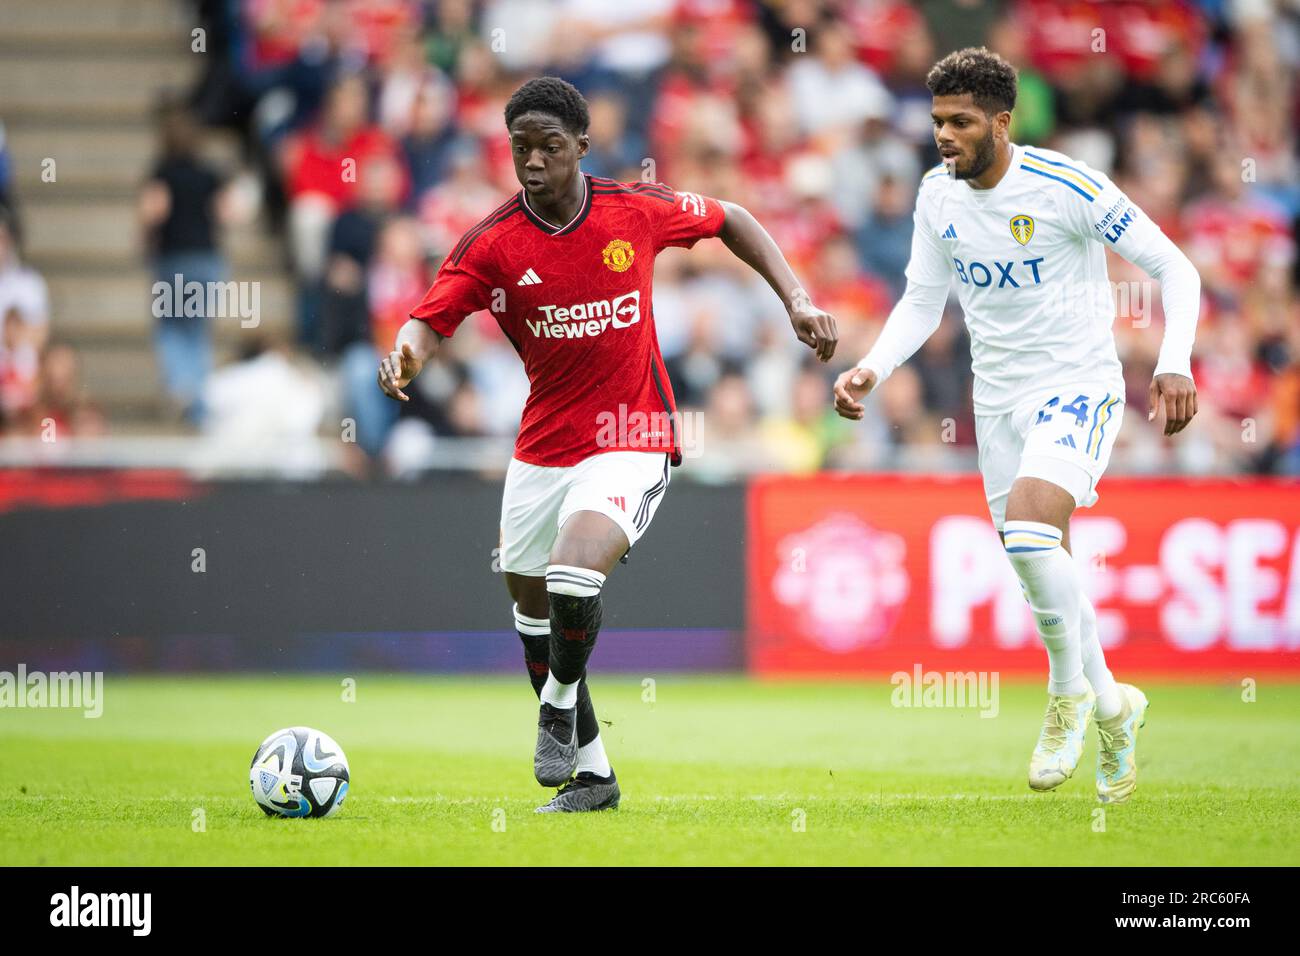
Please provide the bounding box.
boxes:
[249,726,350,818]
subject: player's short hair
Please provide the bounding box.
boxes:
[926,47,1018,115]
[504,76,590,136]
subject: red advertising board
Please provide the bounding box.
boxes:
[747,474,1300,675]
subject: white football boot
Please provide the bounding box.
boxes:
[1028,688,1096,791]
[1096,683,1150,804]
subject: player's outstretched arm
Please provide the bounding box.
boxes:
[1109,223,1200,435]
[1128,233,1200,436]
[716,200,837,362]
[833,277,948,421]
[1068,168,1202,437]
[378,319,444,402]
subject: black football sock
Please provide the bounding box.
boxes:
[513,604,552,695]
[574,672,599,747]
[544,565,606,689]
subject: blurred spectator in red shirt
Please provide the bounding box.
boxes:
[1185,154,1295,303]
[282,72,407,348]
[418,142,502,258]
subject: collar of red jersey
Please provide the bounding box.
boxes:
[519,173,592,237]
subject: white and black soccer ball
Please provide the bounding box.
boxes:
[249,726,350,818]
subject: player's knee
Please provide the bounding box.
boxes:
[1005,475,1076,527]
[551,510,631,574]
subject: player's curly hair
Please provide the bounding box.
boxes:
[925,47,1018,115]
[504,76,590,136]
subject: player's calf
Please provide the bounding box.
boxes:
[514,604,552,697]
[514,603,606,778]
[1002,516,1098,790]
[1002,520,1088,697]
[544,565,605,690]
[532,565,605,786]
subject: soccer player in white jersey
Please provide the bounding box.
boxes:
[833,48,1200,803]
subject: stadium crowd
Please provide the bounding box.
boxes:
[2,0,1298,479]
[0,204,107,443]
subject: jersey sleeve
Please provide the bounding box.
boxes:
[653,185,727,251]
[1056,159,1201,380]
[1056,159,1159,254]
[903,184,953,287]
[409,242,496,338]
[857,185,952,385]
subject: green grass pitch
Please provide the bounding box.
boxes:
[2,675,1297,866]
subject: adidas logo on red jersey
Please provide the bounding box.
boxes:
[517,268,542,286]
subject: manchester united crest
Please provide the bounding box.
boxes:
[1009,214,1035,245]
[602,239,634,272]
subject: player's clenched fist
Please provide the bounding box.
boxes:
[378,342,422,402]
[1147,372,1197,436]
[789,297,839,363]
[833,366,877,420]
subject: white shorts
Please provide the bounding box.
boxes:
[976,382,1125,531]
[499,451,671,576]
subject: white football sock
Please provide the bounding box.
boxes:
[1004,520,1089,696]
[576,734,611,778]
[540,672,579,710]
[512,603,550,636]
[1080,594,1122,719]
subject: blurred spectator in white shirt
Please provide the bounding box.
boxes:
[0,208,49,352]
[786,21,892,144]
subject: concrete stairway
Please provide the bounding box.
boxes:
[0,0,294,433]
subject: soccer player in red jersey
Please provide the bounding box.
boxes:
[379,77,837,812]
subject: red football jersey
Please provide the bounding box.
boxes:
[410,174,726,467]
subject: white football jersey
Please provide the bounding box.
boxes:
[903,143,1155,414]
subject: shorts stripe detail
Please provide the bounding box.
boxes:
[633,457,669,530]
[634,481,666,533]
[634,474,664,527]
[1092,396,1121,460]
[1084,393,1111,456]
